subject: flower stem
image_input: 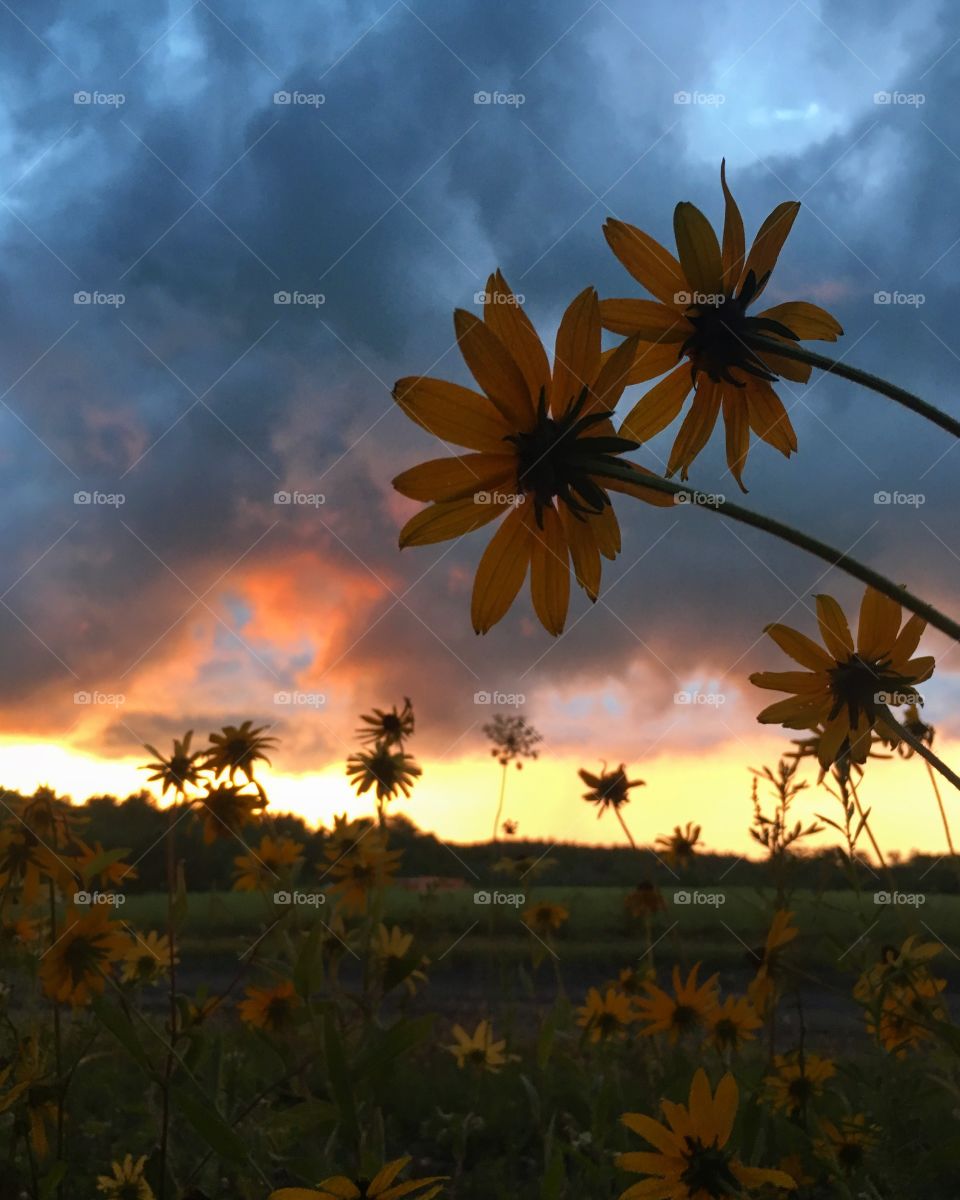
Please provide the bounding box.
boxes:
[614,806,639,852]
[745,334,960,440]
[589,462,960,644]
[924,759,957,857]
[878,706,960,793]
[492,761,508,844]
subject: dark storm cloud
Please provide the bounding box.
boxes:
[2,0,959,761]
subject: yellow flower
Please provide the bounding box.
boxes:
[617,1068,796,1198]
[751,587,934,769]
[624,882,667,919]
[142,731,205,796]
[270,1156,446,1200]
[706,995,762,1052]
[356,698,415,747]
[326,833,402,915]
[346,745,422,802]
[392,276,672,635]
[238,979,301,1033]
[747,910,797,1017]
[576,986,635,1042]
[447,1020,517,1072]
[763,1052,835,1114]
[39,906,128,1006]
[96,1154,155,1200]
[522,901,569,935]
[119,931,176,985]
[602,160,843,490]
[374,924,429,994]
[814,1115,878,1175]
[205,720,277,784]
[579,763,645,814]
[196,783,266,844]
[635,964,719,1041]
[654,823,703,867]
[0,1038,55,1158]
[233,834,304,891]
[0,830,66,906]
[72,839,136,888]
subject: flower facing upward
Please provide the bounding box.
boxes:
[142,731,205,796]
[325,833,402,915]
[119,931,176,985]
[635,964,719,1042]
[578,763,645,814]
[238,979,301,1033]
[233,834,304,891]
[39,906,128,1006]
[617,1068,795,1199]
[270,1157,446,1200]
[750,587,934,768]
[522,901,569,935]
[96,1154,155,1200]
[602,160,843,490]
[706,995,762,1053]
[763,1052,836,1115]
[576,986,635,1042]
[205,720,277,784]
[393,275,673,635]
[447,1019,517,1072]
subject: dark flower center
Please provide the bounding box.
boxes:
[827,655,920,728]
[671,1003,700,1031]
[680,1138,739,1196]
[507,388,636,526]
[680,270,796,386]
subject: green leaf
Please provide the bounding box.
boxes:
[39,1162,67,1200]
[324,1012,359,1148]
[79,846,131,883]
[171,1085,247,1163]
[293,920,325,998]
[91,997,156,1077]
[354,1015,434,1083]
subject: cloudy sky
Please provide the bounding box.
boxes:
[2,0,959,854]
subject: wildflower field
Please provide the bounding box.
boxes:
[5,3,960,1198]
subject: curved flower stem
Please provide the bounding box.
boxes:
[492,761,508,844]
[846,773,890,876]
[878,706,960,793]
[745,334,960,440]
[614,806,639,852]
[924,760,957,857]
[588,462,960,644]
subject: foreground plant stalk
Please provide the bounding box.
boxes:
[745,334,960,440]
[587,462,960,644]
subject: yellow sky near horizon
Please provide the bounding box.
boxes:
[0,734,954,862]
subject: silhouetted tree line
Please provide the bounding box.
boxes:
[4,786,957,894]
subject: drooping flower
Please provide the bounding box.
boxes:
[96,1154,155,1200]
[374,924,429,995]
[0,830,67,906]
[392,276,673,635]
[750,587,934,768]
[576,986,635,1042]
[635,964,719,1041]
[814,1115,878,1175]
[346,745,422,802]
[624,881,667,919]
[196,782,266,844]
[270,1157,446,1200]
[601,160,843,489]
[447,1019,517,1072]
[325,833,402,915]
[616,1068,796,1198]
[522,901,569,936]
